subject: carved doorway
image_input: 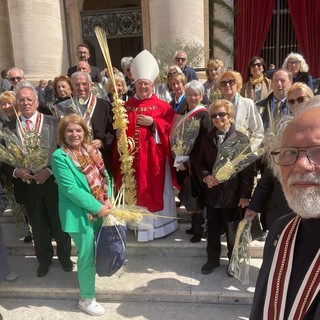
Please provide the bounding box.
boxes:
[81,7,143,70]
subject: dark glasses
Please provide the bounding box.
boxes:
[288,96,307,106]
[211,112,229,119]
[220,79,236,87]
[251,63,262,68]
[9,77,22,82]
[175,57,186,62]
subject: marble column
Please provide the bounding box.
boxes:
[64,0,83,66]
[7,0,69,83]
[0,1,14,71]
[148,0,205,66]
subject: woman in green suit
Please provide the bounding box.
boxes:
[52,114,112,317]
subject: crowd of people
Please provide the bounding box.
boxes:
[1,45,320,317]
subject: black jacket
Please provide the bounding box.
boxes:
[194,123,254,208]
[248,167,292,228]
[67,65,102,83]
[256,92,291,131]
[250,213,320,319]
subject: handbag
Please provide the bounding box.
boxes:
[227,207,263,246]
[178,165,204,212]
[95,224,126,277]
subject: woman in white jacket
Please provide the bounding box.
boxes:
[216,70,264,151]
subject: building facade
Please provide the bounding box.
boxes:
[0,0,220,82]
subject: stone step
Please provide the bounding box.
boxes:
[2,220,265,258]
[0,254,261,305]
[1,208,262,318]
[0,298,253,320]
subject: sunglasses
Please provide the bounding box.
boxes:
[288,96,307,106]
[9,77,22,82]
[211,112,229,119]
[251,63,262,68]
[220,79,236,87]
[175,57,186,62]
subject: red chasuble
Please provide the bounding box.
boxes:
[125,94,176,212]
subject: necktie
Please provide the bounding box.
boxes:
[25,119,32,132]
[273,100,281,120]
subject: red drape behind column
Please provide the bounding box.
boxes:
[234,0,275,80]
[287,0,320,78]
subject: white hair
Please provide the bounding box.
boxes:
[15,81,38,100]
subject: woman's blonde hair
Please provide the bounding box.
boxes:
[216,71,243,91]
[0,91,16,105]
[168,72,187,87]
[209,99,235,121]
[205,59,225,79]
[57,114,91,146]
[286,82,314,100]
[105,73,127,94]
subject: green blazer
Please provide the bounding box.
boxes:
[51,148,110,233]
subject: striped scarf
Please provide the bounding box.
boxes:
[62,143,108,202]
[263,215,320,320]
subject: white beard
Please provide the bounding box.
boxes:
[283,173,320,219]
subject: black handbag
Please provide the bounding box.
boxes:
[227,207,263,246]
[96,224,126,277]
[178,166,204,212]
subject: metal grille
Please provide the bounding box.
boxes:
[81,8,142,39]
[261,0,299,69]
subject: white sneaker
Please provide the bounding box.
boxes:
[79,298,105,316]
[5,270,19,282]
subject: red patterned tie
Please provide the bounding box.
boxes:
[25,119,32,132]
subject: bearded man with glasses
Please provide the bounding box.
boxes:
[250,96,320,319]
[173,50,198,82]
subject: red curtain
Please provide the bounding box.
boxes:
[287,0,320,78]
[234,0,275,80]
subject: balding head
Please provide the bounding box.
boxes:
[77,61,91,74]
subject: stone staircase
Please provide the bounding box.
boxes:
[0,208,265,320]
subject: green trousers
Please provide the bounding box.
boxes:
[70,226,96,299]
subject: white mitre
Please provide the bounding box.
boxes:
[131,49,159,83]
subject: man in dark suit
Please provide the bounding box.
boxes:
[173,50,198,82]
[250,100,320,319]
[67,44,102,83]
[257,69,292,131]
[70,71,115,175]
[255,69,292,238]
[4,81,72,277]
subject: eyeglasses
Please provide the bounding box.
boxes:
[271,145,320,166]
[175,57,186,62]
[288,60,300,66]
[9,77,22,82]
[288,96,307,106]
[251,63,262,68]
[220,79,236,87]
[211,112,229,119]
[77,51,89,55]
[18,97,34,104]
